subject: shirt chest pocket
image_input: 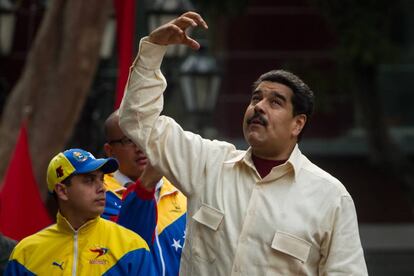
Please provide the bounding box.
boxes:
[263,231,312,276]
[191,204,224,263]
[271,231,311,263]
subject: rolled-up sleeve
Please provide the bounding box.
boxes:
[119,38,233,197]
[119,37,167,149]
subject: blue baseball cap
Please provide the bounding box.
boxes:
[47,148,118,192]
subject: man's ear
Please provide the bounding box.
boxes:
[103,143,112,157]
[54,183,69,201]
[292,114,307,137]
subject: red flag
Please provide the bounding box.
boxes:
[0,122,52,241]
[114,0,136,109]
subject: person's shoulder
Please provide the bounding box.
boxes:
[104,173,125,198]
[10,224,57,257]
[299,156,349,196]
[100,219,149,250]
[162,177,185,195]
[104,173,123,191]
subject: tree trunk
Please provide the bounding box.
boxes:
[0,0,112,198]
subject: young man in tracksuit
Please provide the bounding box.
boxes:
[5,148,155,275]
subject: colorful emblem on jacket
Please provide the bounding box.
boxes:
[90,247,109,258]
[73,151,88,162]
[89,247,109,265]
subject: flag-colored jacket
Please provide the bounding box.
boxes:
[102,173,126,221]
[5,212,155,275]
[118,177,186,276]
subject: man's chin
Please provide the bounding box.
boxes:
[86,211,103,221]
[246,132,265,147]
[94,206,105,216]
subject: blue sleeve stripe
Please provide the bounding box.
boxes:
[102,191,123,219]
[4,260,36,276]
[118,191,157,245]
[103,248,155,275]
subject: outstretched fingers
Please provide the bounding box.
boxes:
[148,11,208,47]
[174,12,208,49]
[182,34,201,50]
[175,11,208,30]
[174,16,198,30]
[168,25,200,49]
[183,11,208,29]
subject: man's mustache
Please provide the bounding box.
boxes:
[246,112,268,126]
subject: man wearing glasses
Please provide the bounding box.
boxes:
[102,110,148,220]
[103,110,187,276]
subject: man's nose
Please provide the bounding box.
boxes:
[254,99,266,113]
[97,179,106,192]
[134,144,144,153]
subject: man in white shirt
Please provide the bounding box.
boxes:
[119,11,368,275]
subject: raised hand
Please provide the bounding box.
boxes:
[148,11,208,50]
[139,162,163,191]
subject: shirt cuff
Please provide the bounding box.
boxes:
[132,36,167,70]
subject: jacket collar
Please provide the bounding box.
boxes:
[56,212,100,234]
[159,177,180,198]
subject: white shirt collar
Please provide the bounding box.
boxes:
[113,170,134,187]
[155,178,163,202]
[114,170,164,199]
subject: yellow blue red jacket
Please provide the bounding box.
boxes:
[5,212,155,275]
[117,177,186,276]
[102,173,126,221]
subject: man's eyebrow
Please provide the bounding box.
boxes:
[271,91,287,103]
[83,171,103,178]
[251,89,261,95]
[81,172,95,178]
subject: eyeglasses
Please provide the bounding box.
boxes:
[108,136,135,146]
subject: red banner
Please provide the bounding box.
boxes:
[114,0,136,109]
[0,122,52,241]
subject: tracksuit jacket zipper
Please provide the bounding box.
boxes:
[72,231,78,276]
